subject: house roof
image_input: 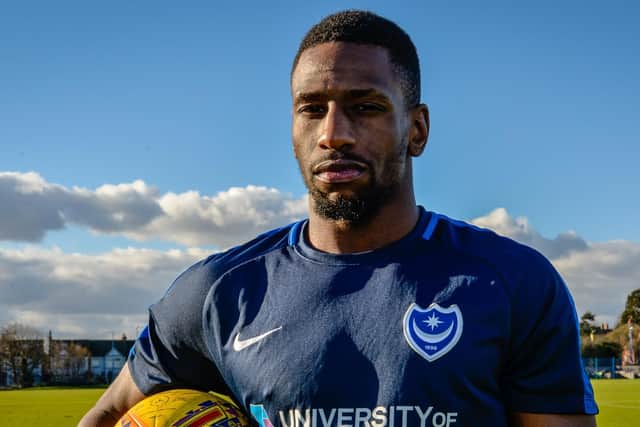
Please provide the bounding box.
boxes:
[53,339,135,358]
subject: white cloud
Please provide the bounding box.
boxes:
[127,186,308,247]
[0,172,307,247]
[0,172,635,338]
[471,207,588,259]
[553,240,640,327]
[0,246,209,338]
[471,208,639,326]
[0,172,308,338]
[0,172,66,241]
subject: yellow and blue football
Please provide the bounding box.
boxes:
[115,389,250,427]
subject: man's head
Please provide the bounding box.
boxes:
[292,10,421,109]
[291,11,429,225]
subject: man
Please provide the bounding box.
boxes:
[80,10,598,427]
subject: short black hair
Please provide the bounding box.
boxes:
[292,10,421,107]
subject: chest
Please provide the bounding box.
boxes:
[208,257,510,424]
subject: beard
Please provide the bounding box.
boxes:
[303,152,404,225]
[309,183,394,224]
[310,189,389,224]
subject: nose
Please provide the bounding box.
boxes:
[317,103,355,151]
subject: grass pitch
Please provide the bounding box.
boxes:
[592,379,640,426]
[0,380,638,426]
[0,386,105,426]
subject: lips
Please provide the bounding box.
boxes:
[312,159,367,183]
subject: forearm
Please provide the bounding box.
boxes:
[78,362,145,427]
[510,412,597,427]
[77,406,123,427]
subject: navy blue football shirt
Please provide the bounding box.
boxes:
[128,208,598,427]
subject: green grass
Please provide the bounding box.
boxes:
[593,379,640,427]
[0,386,105,427]
[0,381,638,426]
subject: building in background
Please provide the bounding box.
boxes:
[0,333,134,387]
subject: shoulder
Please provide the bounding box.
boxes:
[427,212,560,296]
[160,222,298,304]
[429,212,549,266]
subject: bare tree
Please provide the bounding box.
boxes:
[50,341,91,383]
[0,323,45,387]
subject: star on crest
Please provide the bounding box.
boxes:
[424,313,443,330]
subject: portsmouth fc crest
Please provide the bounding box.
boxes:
[403,303,463,362]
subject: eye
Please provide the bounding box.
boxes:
[353,103,386,113]
[297,104,326,116]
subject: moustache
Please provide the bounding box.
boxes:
[311,153,372,170]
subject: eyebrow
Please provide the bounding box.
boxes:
[294,88,390,104]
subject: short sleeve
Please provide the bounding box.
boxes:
[128,260,231,396]
[502,250,598,415]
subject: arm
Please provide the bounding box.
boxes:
[78,362,145,427]
[79,257,231,427]
[502,248,598,419]
[510,412,596,427]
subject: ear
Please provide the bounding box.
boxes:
[407,104,429,157]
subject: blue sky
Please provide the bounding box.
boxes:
[1,1,638,337]
[2,0,638,243]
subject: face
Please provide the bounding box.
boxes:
[291,42,427,224]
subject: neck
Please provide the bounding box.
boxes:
[306,192,420,254]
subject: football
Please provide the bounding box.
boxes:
[115,389,250,427]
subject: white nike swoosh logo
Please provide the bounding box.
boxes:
[232,326,282,351]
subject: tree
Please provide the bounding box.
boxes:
[582,341,623,359]
[620,289,640,326]
[50,341,91,383]
[0,323,45,387]
[580,311,596,336]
